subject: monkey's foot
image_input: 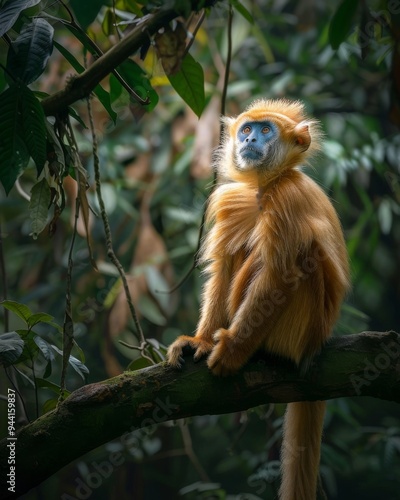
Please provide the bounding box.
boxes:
[166,335,213,369]
[207,328,246,376]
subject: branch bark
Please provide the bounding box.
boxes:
[41,1,218,117]
[1,330,399,497]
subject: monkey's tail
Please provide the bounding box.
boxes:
[279,401,326,500]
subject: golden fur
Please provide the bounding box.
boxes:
[167,99,350,499]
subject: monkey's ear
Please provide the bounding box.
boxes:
[294,121,311,151]
[221,116,236,131]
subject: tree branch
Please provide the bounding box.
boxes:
[1,330,399,497]
[41,1,218,117]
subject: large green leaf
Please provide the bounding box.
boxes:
[1,300,33,324]
[6,18,54,85]
[0,85,30,194]
[27,312,56,328]
[69,0,110,30]
[29,178,51,239]
[168,53,205,117]
[35,377,70,398]
[329,0,360,50]
[115,60,159,112]
[0,0,40,37]
[19,86,47,174]
[230,0,254,24]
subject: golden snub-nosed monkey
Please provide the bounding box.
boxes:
[167,98,350,500]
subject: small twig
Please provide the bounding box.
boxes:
[179,422,211,482]
[220,5,233,122]
[29,355,39,420]
[60,187,80,397]
[86,97,145,346]
[184,10,206,56]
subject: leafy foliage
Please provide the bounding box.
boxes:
[0,299,88,410]
[6,18,54,85]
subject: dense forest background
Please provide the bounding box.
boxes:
[0,0,400,499]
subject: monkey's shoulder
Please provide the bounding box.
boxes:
[263,170,336,216]
[207,181,260,222]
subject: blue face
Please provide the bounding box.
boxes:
[237,120,277,166]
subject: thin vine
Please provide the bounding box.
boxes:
[86,97,153,363]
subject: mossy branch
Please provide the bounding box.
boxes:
[1,331,400,497]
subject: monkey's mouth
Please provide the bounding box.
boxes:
[240,146,263,161]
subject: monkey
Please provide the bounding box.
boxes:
[167,98,350,500]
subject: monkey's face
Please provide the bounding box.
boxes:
[220,99,320,184]
[235,120,279,170]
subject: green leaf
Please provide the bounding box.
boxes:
[137,295,166,326]
[19,86,47,174]
[68,107,88,128]
[15,328,39,361]
[51,345,90,380]
[36,377,70,397]
[94,85,117,123]
[109,74,123,103]
[168,53,205,117]
[34,336,55,377]
[101,8,115,36]
[1,300,33,324]
[69,0,110,30]
[27,311,55,328]
[329,0,360,50]
[6,18,54,85]
[45,120,65,170]
[121,0,144,17]
[115,60,159,112]
[0,0,40,37]
[68,354,90,380]
[127,356,153,371]
[53,41,117,123]
[0,85,30,194]
[230,0,254,24]
[0,332,24,366]
[73,340,86,363]
[29,178,51,239]
[42,398,58,413]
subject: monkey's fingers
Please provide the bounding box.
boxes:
[193,341,213,363]
[166,335,198,369]
[208,330,245,376]
[208,354,236,377]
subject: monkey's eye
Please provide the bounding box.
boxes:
[262,126,270,134]
[242,125,251,134]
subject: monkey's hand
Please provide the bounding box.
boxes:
[207,328,248,376]
[166,335,214,369]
